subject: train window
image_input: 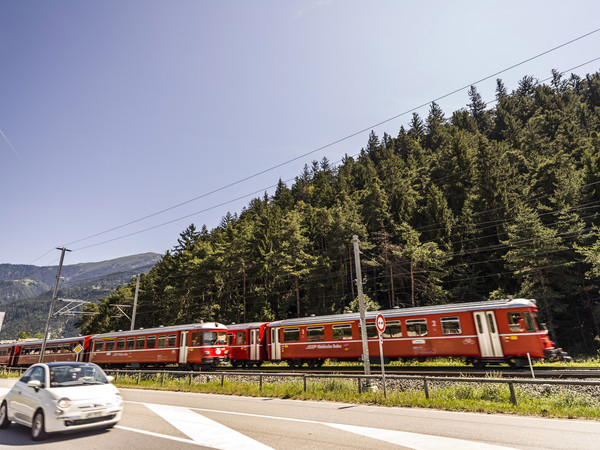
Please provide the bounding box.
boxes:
[358,323,378,339]
[158,335,166,348]
[218,331,227,344]
[307,326,324,341]
[191,332,200,346]
[236,332,246,345]
[116,338,125,350]
[333,324,353,340]
[507,313,523,332]
[126,337,135,350]
[147,336,156,349]
[522,312,537,332]
[227,333,233,345]
[93,340,103,352]
[168,334,177,347]
[406,319,428,336]
[383,320,402,338]
[136,336,145,349]
[106,340,115,351]
[283,328,300,343]
[441,317,462,335]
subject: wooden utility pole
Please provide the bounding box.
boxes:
[352,235,370,377]
[131,274,141,330]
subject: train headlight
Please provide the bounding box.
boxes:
[204,351,210,356]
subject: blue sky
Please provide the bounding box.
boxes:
[1,1,599,266]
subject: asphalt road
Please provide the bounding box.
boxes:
[0,378,599,449]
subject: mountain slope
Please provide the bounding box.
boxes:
[0,253,162,339]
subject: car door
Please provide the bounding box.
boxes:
[19,366,47,424]
[9,366,35,422]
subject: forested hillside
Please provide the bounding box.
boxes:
[78,71,600,354]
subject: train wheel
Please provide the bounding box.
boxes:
[506,358,525,369]
[307,360,317,369]
[231,361,239,368]
[472,360,486,369]
[254,361,263,368]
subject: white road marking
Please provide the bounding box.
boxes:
[116,425,212,447]
[328,423,516,450]
[127,401,516,449]
[143,402,273,450]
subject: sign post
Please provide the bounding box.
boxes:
[375,314,387,398]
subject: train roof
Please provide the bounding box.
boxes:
[267,298,537,327]
[226,322,267,331]
[91,322,226,339]
[15,336,88,347]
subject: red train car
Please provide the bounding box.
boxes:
[226,323,268,368]
[88,322,228,370]
[265,298,559,368]
[14,336,92,366]
[0,342,19,366]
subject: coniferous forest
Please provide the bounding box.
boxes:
[77,71,600,355]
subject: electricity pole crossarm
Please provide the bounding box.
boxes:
[112,305,131,321]
[53,299,93,317]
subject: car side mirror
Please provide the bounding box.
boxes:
[27,380,42,391]
[106,376,114,382]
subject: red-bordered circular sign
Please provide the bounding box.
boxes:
[376,314,386,334]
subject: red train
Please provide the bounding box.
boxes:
[226,298,568,368]
[88,322,228,370]
[0,298,569,370]
[0,322,228,370]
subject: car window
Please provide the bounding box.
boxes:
[30,366,45,384]
[49,364,109,387]
[19,366,35,383]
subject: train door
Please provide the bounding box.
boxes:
[270,327,281,360]
[473,311,503,357]
[250,329,259,361]
[179,331,188,364]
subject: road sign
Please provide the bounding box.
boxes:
[376,314,386,334]
[73,344,83,354]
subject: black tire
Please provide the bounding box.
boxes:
[0,401,10,429]
[31,410,46,441]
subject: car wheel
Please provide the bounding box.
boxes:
[0,401,10,428]
[31,410,46,441]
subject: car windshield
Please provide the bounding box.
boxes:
[49,364,108,387]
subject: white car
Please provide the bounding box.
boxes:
[0,361,123,440]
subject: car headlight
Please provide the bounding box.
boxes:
[57,398,71,409]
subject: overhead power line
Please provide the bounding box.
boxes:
[23,28,600,266]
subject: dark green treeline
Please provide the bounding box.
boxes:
[78,71,600,354]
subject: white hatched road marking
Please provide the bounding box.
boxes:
[142,402,272,449]
[327,423,515,450]
[131,401,517,450]
[0,387,516,449]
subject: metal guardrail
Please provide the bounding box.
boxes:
[103,368,600,406]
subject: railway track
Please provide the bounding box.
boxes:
[220,365,600,379]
